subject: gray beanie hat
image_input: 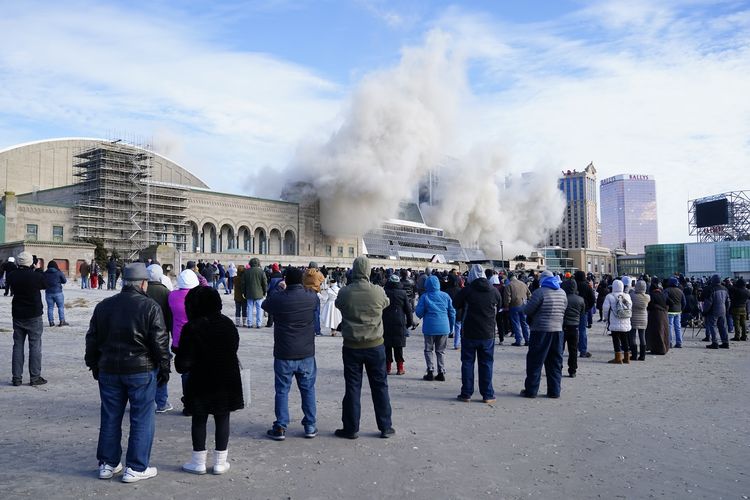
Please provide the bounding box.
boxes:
[123,263,149,281]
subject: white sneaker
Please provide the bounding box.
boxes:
[121,466,158,483]
[98,462,123,479]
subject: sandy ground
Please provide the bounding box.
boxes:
[0,285,748,500]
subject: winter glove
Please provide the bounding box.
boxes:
[91,367,99,381]
[157,370,170,387]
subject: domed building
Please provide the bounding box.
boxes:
[1,138,467,277]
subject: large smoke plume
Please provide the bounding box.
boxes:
[272,29,564,254]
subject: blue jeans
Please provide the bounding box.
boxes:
[155,383,169,409]
[524,330,564,397]
[706,315,729,344]
[341,345,392,433]
[453,321,462,348]
[459,338,495,399]
[107,274,116,290]
[273,356,317,429]
[81,276,89,289]
[578,315,588,355]
[97,370,157,472]
[247,299,264,327]
[727,313,734,333]
[45,291,65,323]
[668,313,682,346]
[510,307,529,343]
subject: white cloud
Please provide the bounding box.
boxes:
[1,0,747,249]
[434,1,750,244]
[0,1,342,191]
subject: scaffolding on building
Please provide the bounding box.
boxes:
[73,141,188,260]
[689,190,750,242]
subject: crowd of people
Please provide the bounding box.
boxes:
[3,251,749,483]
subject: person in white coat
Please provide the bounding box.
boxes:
[319,279,342,336]
[603,279,633,364]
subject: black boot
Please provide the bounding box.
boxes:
[638,345,646,361]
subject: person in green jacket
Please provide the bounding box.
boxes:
[334,256,394,439]
[243,258,268,329]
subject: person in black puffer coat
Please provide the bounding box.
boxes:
[382,275,413,375]
[175,286,243,475]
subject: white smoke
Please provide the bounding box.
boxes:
[423,149,565,253]
[276,29,564,253]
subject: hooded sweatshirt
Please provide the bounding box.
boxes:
[335,256,390,349]
[452,264,502,340]
[561,279,585,327]
[703,274,730,317]
[630,280,651,330]
[415,275,456,335]
[603,279,632,332]
[523,271,567,332]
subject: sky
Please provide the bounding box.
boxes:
[1,0,748,246]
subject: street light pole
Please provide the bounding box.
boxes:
[500,240,505,273]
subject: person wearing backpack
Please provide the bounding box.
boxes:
[602,279,633,364]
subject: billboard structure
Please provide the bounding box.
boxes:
[688,191,750,242]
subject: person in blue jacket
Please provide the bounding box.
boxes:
[43,260,68,327]
[415,275,455,381]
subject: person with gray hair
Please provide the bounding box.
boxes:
[85,263,170,483]
[452,264,502,404]
[521,271,567,398]
[8,251,47,386]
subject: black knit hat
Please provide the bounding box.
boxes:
[285,267,303,285]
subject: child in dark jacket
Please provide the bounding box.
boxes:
[176,286,243,475]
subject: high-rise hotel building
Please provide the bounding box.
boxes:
[600,174,658,254]
[547,163,599,249]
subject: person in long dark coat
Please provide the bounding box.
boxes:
[382,275,413,375]
[175,286,243,475]
[646,285,670,355]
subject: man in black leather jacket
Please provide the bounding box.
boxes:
[85,263,170,483]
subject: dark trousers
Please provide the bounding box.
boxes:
[611,331,630,353]
[524,330,563,397]
[341,345,392,433]
[12,316,44,382]
[496,311,509,342]
[385,345,404,363]
[192,413,230,451]
[629,328,646,358]
[459,338,495,399]
[562,325,578,375]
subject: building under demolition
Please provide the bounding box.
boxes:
[0,138,470,276]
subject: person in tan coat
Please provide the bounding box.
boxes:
[303,262,325,335]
